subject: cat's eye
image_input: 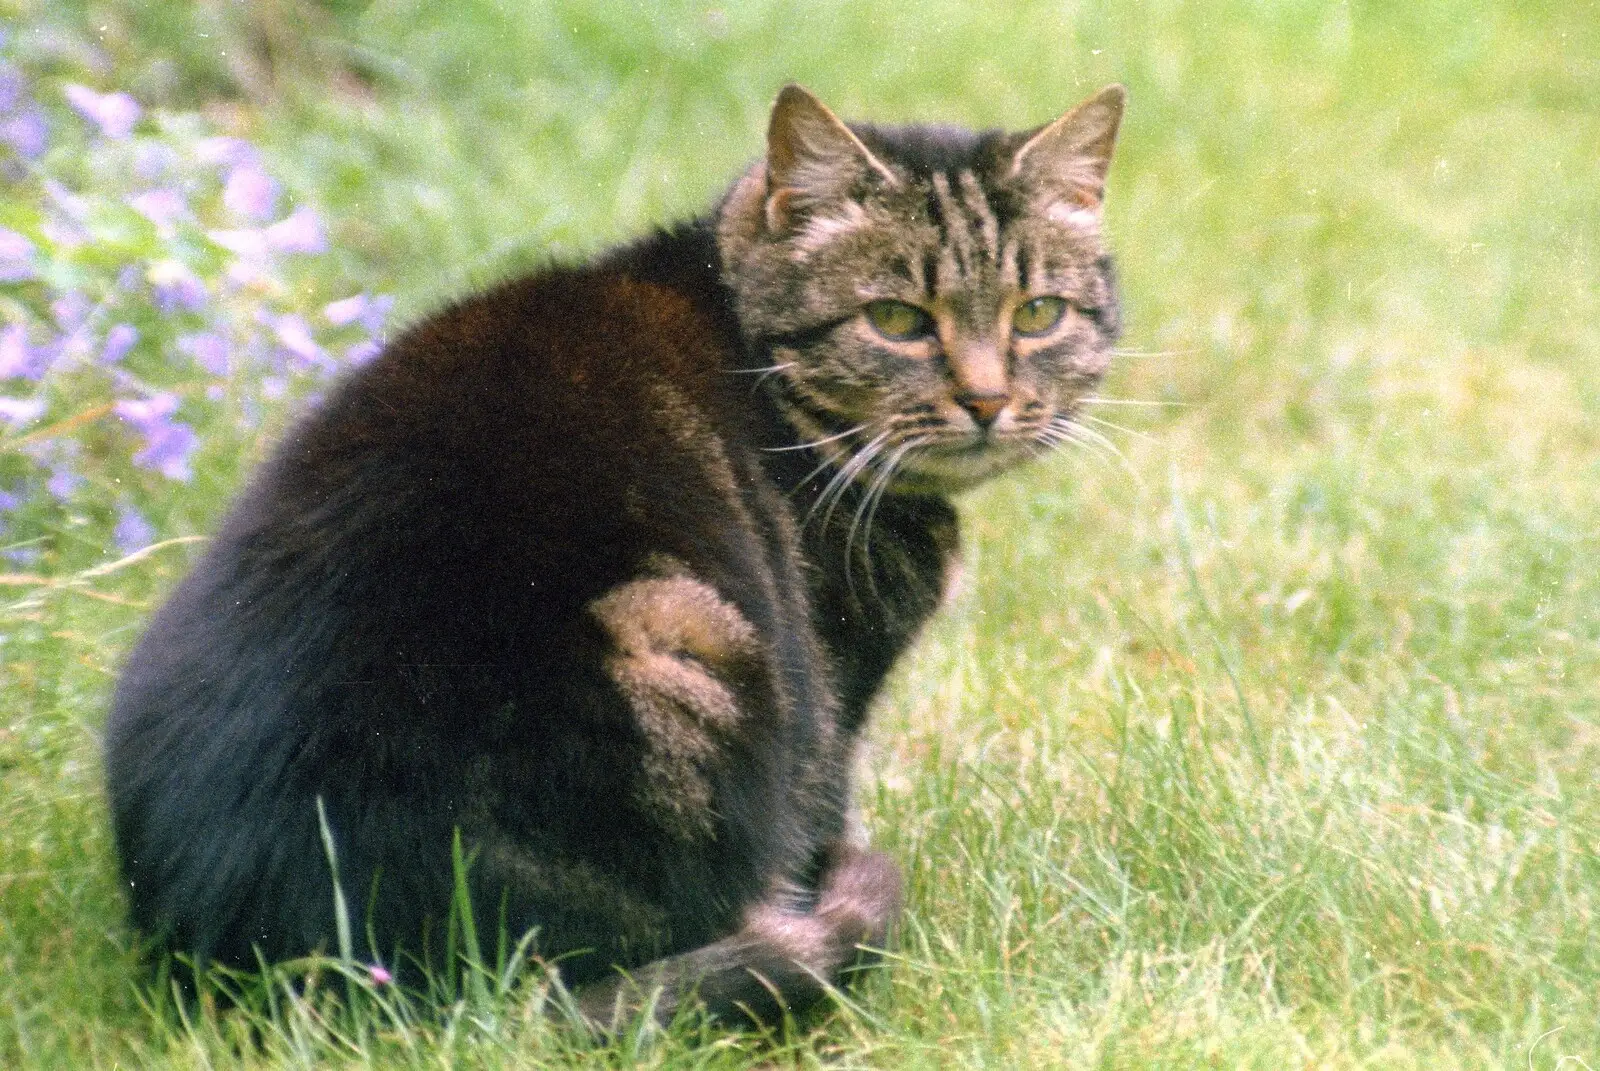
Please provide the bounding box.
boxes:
[1012,296,1069,337]
[865,300,934,341]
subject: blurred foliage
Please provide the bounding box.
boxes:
[0,26,390,574]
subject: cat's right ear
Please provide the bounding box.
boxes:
[763,84,898,233]
[1006,84,1127,223]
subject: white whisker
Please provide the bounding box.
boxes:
[820,436,888,531]
[1062,420,1127,462]
[1080,396,1186,409]
[726,362,796,375]
[1037,423,1098,455]
[1079,413,1156,443]
[762,422,869,453]
[863,438,924,547]
[1110,347,1199,359]
[803,430,891,533]
[844,435,929,609]
[1050,417,1143,485]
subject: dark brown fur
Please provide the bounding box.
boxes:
[104,84,1125,1030]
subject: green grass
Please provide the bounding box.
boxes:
[5,0,1600,1065]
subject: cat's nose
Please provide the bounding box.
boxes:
[954,390,1010,430]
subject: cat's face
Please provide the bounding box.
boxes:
[718,84,1125,498]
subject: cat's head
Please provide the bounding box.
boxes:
[717,83,1125,497]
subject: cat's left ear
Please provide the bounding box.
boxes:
[764,84,899,232]
[1006,84,1126,220]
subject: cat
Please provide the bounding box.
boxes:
[104,81,1126,1030]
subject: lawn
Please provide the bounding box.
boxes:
[2,0,1597,1066]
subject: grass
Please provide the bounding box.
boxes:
[4,0,1599,1065]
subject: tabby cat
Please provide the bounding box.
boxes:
[105,82,1126,1028]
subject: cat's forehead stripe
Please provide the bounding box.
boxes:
[999,238,1020,292]
[928,172,967,284]
[925,168,1007,292]
[956,170,999,259]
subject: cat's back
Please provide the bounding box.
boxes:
[104,223,819,966]
[116,225,782,726]
[310,226,752,528]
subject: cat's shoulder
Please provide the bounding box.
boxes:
[349,223,736,413]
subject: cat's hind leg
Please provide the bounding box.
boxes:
[578,565,895,1029]
[573,842,902,1032]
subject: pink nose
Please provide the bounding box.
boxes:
[955,391,1009,429]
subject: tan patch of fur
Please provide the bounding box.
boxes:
[591,574,760,839]
[737,846,903,974]
[742,902,835,971]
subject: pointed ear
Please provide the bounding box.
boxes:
[1007,84,1126,215]
[764,84,898,232]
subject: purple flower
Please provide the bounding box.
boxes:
[368,964,393,986]
[1,109,47,158]
[0,61,22,114]
[194,136,259,170]
[0,323,42,380]
[326,296,393,366]
[148,261,207,313]
[0,487,19,514]
[265,207,326,254]
[115,393,196,482]
[39,218,85,251]
[275,314,322,368]
[323,295,365,327]
[179,331,230,375]
[346,339,382,365]
[101,323,138,364]
[0,396,45,428]
[0,228,34,282]
[114,503,156,554]
[224,259,272,289]
[46,465,82,500]
[224,166,280,222]
[52,290,92,330]
[131,188,190,234]
[323,293,393,332]
[44,179,88,222]
[366,295,395,335]
[134,141,180,181]
[134,420,197,481]
[114,392,180,429]
[64,84,141,139]
[210,227,269,260]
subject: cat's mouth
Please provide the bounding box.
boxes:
[887,401,1090,493]
[889,435,1035,494]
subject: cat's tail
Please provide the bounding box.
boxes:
[574,845,902,1033]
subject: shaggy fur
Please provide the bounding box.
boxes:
[104,83,1125,1028]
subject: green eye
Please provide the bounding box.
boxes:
[1012,296,1068,337]
[865,300,933,341]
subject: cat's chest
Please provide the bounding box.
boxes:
[799,492,959,734]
